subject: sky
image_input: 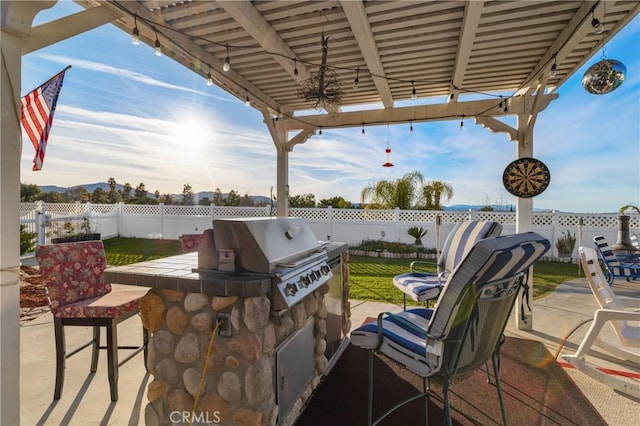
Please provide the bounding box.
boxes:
[19,2,640,213]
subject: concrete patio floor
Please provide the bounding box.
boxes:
[19,279,640,425]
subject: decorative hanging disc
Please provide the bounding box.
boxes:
[502,157,550,198]
[582,59,626,94]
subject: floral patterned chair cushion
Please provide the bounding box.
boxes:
[35,240,147,318]
[179,233,203,253]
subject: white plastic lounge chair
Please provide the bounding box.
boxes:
[561,247,640,397]
[393,221,502,309]
[351,232,550,425]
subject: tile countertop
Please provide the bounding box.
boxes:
[104,252,272,298]
[103,242,348,298]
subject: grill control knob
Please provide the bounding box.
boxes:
[320,265,331,275]
[300,275,310,287]
[285,283,298,296]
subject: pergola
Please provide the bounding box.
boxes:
[1,1,638,423]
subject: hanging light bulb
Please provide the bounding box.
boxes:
[245,92,251,107]
[550,54,558,77]
[293,59,299,81]
[153,27,161,56]
[409,120,414,134]
[411,80,417,100]
[206,66,213,86]
[223,45,231,72]
[353,68,360,89]
[131,16,140,45]
[382,125,394,167]
[361,123,365,137]
[460,115,464,130]
[591,11,604,35]
[318,128,323,137]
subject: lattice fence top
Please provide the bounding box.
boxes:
[121,204,161,215]
[214,206,270,218]
[20,203,36,216]
[44,203,84,215]
[331,209,396,222]
[89,204,118,214]
[290,208,329,220]
[164,205,212,217]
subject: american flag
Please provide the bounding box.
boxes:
[20,66,70,171]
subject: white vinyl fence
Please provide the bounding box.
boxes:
[19,201,639,262]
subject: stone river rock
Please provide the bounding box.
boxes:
[217,371,241,403]
[243,296,270,332]
[140,292,165,332]
[184,292,209,312]
[174,332,200,364]
[153,329,175,355]
[228,334,262,362]
[245,357,272,407]
[166,306,189,335]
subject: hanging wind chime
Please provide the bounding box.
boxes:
[382,124,394,167]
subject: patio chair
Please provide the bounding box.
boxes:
[179,233,203,253]
[393,221,502,310]
[351,232,550,425]
[593,235,639,285]
[561,247,640,397]
[35,240,149,401]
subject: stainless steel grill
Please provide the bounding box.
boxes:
[196,217,332,310]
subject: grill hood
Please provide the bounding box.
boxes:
[208,217,322,274]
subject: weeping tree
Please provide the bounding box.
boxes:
[360,171,424,209]
[423,180,454,210]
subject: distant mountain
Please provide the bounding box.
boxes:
[444,204,551,212]
[39,182,272,205]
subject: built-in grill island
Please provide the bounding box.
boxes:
[105,217,350,426]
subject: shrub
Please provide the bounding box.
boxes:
[407,226,427,245]
[555,229,576,254]
[349,239,436,254]
[20,224,36,255]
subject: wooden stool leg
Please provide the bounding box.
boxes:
[106,320,119,401]
[143,326,149,371]
[53,317,65,400]
[90,326,100,373]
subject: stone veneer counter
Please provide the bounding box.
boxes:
[105,243,350,426]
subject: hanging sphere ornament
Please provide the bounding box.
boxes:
[582,59,626,94]
[382,146,394,167]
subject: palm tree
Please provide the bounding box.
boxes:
[360,171,424,209]
[422,180,454,210]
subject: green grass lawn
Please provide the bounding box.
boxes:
[348,255,581,305]
[102,238,580,304]
[103,237,182,265]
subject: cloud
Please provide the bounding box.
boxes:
[35,53,232,100]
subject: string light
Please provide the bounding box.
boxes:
[131,15,140,45]
[245,91,251,107]
[206,66,213,86]
[293,59,299,81]
[460,115,464,130]
[409,120,414,134]
[223,45,231,72]
[318,127,323,137]
[110,1,602,114]
[353,68,360,89]
[361,123,365,137]
[550,53,558,77]
[591,9,604,35]
[153,27,162,56]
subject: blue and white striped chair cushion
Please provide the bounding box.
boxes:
[429,232,550,339]
[393,221,502,303]
[392,273,443,302]
[351,308,434,375]
[594,235,639,283]
[352,232,551,376]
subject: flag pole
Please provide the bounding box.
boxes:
[37,65,72,88]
